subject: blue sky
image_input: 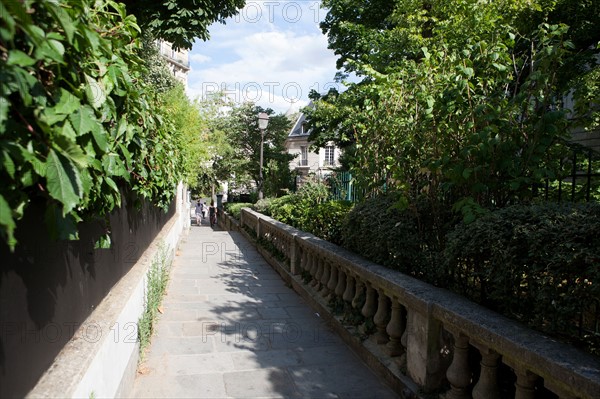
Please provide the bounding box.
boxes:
[187,1,342,114]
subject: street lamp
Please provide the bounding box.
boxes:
[257,112,269,200]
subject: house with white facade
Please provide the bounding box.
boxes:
[156,40,190,86]
[285,104,341,184]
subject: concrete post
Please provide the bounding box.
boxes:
[289,234,298,275]
[406,308,449,393]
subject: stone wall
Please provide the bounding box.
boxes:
[0,187,185,398]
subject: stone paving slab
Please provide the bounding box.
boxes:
[129,221,399,398]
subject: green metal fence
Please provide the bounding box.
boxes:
[326,171,365,202]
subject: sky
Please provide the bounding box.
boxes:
[186,1,342,115]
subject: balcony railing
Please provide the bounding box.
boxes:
[298,159,308,167]
[237,207,600,399]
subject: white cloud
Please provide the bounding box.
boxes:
[187,1,340,113]
[189,53,211,63]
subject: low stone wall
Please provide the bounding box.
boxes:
[19,183,191,398]
[233,208,600,399]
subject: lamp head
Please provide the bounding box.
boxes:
[258,112,269,130]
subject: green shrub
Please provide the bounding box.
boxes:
[301,200,354,245]
[444,203,600,354]
[268,179,332,227]
[268,195,302,226]
[224,202,253,220]
[138,243,171,359]
[295,178,330,204]
[341,193,454,284]
[253,198,274,216]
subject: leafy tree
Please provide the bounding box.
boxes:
[216,103,294,198]
[320,0,398,73]
[190,94,238,197]
[0,0,208,250]
[120,0,246,50]
[311,0,599,218]
[159,85,208,187]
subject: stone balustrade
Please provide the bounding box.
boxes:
[236,208,600,399]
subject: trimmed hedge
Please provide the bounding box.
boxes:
[302,200,354,245]
[341,193,454,285]
[224,202,253,220]
[254,187,600,355]
[267,195,302,226]
[445,203,600,354]
[257,179,354,244]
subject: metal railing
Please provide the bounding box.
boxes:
[538,143,600,203]
[326,171,365,202]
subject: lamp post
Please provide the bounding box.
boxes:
[257,112,269,200]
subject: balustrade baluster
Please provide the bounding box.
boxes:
[386,299,406,356]
[341,273,353,301]
[400,315,408,352]
[472,345,500,399]
[352,279,365,310]
[320,260,331,296]
[335,268,346,297]
[446,333,471,399]
[300,247,307,272]
[361,284,377,331]
[312,257,323,288]
[514,369,538,399]
[309,251,319,285]
[327,262,339,298]
[373,289,390,344]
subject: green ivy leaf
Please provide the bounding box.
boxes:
[102,153,127,177]
[59,140,90,169]
[61,120,78,142]
[46,3,75,44]
[0,194,16,251]
[69,105,97,136]
[55,88,80,115]
[94,233,111,249]
[41,106,68,126]
[104,176,121,207]
[1,149,16,179]
[7,50,36,67]
[44,203,79,241]
[85,74,107,110]
[34,39,64,63]
[45,148,82,216]
[91,126,110,153]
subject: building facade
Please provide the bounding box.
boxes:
[156,40,190,86]
[285,106,341,184]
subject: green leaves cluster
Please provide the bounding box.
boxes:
[120,0,246,50]
[341,192,453,284]
[0,0,199,250]
[445,203,600,355]
[207,101,294,198]
[256,178,353,244]
[311,0,599,219]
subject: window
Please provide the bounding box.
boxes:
[300,146,308,166]
[324,146,334,166]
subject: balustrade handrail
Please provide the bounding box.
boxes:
[239,207,600,398]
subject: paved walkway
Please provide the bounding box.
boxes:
[130,218,398,398]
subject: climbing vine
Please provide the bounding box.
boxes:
[0,0,187,249]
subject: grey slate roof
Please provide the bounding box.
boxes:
[288,102,313,137]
